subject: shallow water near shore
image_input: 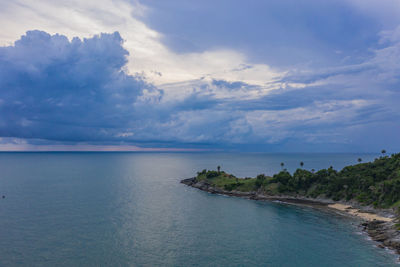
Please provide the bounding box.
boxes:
[0,152,398,266]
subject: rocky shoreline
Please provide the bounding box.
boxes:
[181,177,400,256]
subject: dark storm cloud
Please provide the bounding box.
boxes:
[0,30,159,141]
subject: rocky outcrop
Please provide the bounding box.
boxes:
[362,220,400,254]
[181,177,255,197]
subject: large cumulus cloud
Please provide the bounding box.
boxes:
[0,30,160,142]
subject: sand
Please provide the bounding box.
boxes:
[328,203,393,222]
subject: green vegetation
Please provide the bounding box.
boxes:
[196,153,400,209]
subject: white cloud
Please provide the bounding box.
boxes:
[0,0,280,88]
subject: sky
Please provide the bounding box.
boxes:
[0,0,399,152]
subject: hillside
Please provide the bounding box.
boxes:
[191,153,400,210]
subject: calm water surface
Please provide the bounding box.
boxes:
[0,152,397,266]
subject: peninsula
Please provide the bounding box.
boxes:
[181,153,400,254]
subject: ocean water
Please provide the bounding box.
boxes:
[0,152,398,266]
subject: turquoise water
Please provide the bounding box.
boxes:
[0,152,397,266]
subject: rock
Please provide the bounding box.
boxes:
[367,220,386,229]
[180,177,197,186]
[372,234,388,242]
[360,219,400,254]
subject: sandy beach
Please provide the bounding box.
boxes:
[328,203,393,222]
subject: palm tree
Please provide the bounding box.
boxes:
[358,158,362,163]
[217,165,221,173]
[381,149,386,157]
[300,161,304,168]
[280,162,284,170]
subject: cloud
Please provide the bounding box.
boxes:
[0,30,160,142]
[0,0,281,86]
[1,27,399,152]
[141,0,383,67]
[211,79,249,90]
[0,0,399,152]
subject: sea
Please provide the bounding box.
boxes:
[0,152,398,266]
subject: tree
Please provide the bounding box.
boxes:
[300,161,304,168]
[255,174,266,188]
[381,149,386,156]
[358,158,362,163]
[217,165,221,173]
[280,162,284,170]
